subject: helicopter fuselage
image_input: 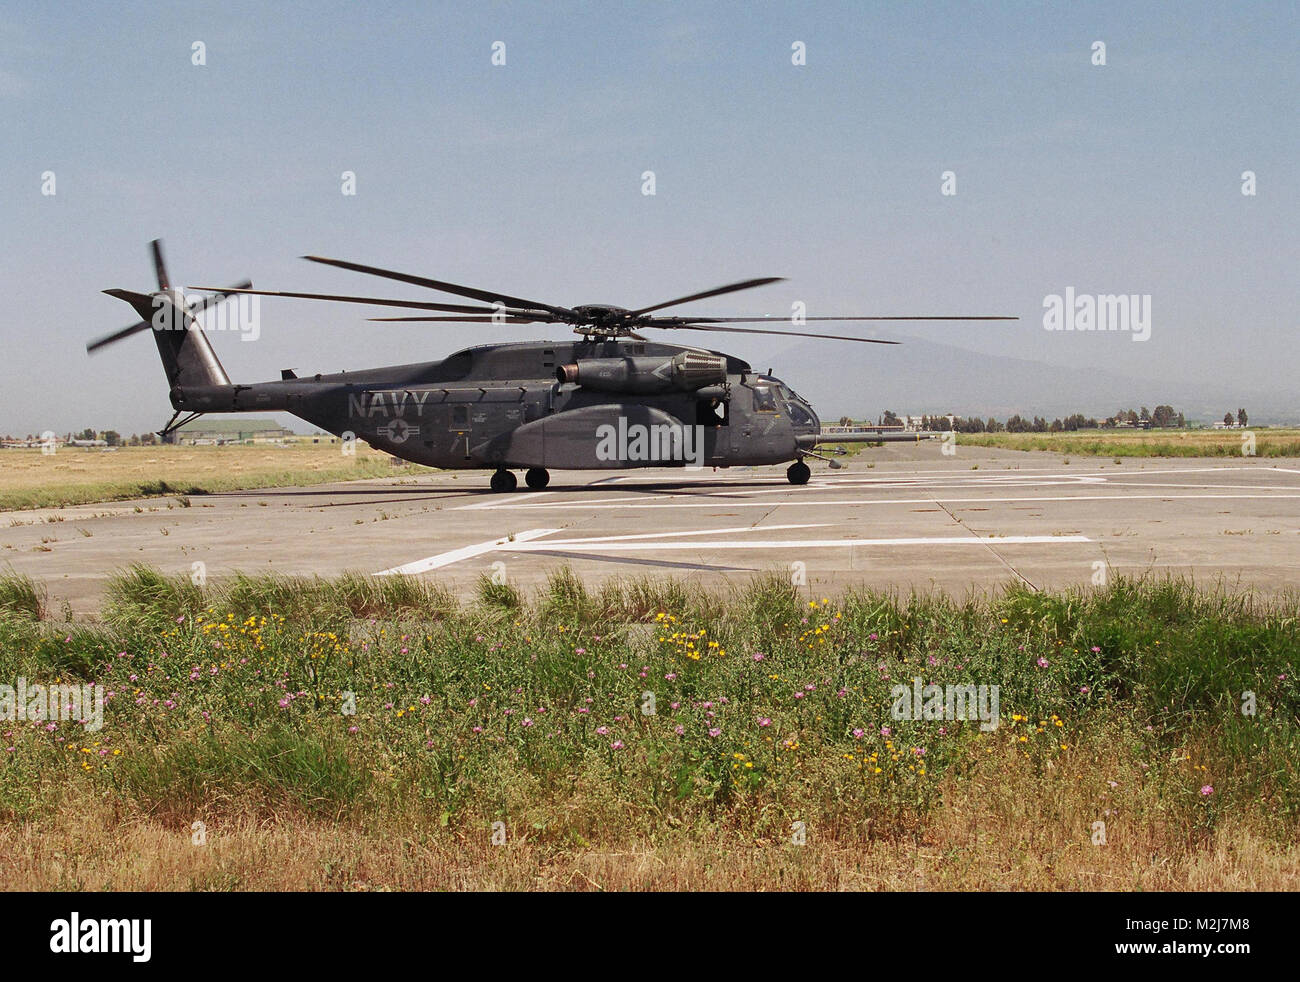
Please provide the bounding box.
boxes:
[169,338,822,470]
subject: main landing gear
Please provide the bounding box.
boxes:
[490,468,551,492]
[786,460,811,485]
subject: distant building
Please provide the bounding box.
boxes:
[172,418,293,445]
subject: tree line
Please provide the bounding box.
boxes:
[841,405,1248,434]
[2,430,159,446]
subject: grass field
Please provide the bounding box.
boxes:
[946,428,1300,458]
[0,567,1296,890]
[0,443,430,511]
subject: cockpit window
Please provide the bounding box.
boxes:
[788,402,814,426]
[752,385,777,412]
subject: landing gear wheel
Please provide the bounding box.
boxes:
[786,460,811,485]
[525,467,550,490]
[490,469,518,493]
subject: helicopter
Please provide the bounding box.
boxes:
[89,241,1016,491]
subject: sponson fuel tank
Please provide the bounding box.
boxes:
[557,350,727,394]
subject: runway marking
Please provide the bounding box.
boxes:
[500,534,1092,552]
[374,524,828,574]
[458,491,550,511]
[715,478,1114,496]
[378,529,1092,573]
[1088,481,1300,492]
[375,528,560,575]
[455,492,1300,512]
[539,523,831,544]
[610,465,1275,484]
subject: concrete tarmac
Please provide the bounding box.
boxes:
[3,444,1299,617]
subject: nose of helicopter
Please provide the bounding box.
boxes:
[767,378,820,434]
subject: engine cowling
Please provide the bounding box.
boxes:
[557,351,727,394]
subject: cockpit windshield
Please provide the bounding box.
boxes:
[772,381,816,427]
[786,399,815,427]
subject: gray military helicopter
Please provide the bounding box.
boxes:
[89,241,1014,491]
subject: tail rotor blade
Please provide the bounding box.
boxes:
[151,239,170,291]
[86,319,150,354]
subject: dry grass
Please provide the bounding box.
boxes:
[0,443,429,510]
[4,768,1295,892]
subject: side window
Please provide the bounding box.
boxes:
[450,405,469,430]
[752,385,776,412]
[697,395,728,426]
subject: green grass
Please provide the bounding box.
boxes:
[0,571,45,621]
[1,567,1296,849]
[102,563,205,634]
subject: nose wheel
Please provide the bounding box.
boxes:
[786,460,811,485]
[490,469,518,493]
[525,467,550,490]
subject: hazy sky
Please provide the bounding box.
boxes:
[1,1,1295,434]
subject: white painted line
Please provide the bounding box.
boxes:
[501,534,1092,552]
[542,523,831,544]
[377,528,1091,572]
[375,528,561,575]
[1094,481,1300,492]
[458,491,550,511]
[453,492,1300,511]
[377,524,831,574]
[717,477,1110,496]
[722,465,1267,482]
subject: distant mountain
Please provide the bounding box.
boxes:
[765,337,1298,425]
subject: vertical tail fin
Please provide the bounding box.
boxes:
[101,287,232,388]
[89,240,249,389]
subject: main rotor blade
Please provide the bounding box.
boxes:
[188,285,518,316]
[648,322,900,344]
[625,277,785,317]
[654,315,1019,324]
[186,280,254,315]
[367,315,552,323]
[301,256,573,317]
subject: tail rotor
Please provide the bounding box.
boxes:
[88,240,251,354]
[91,240,249,389]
